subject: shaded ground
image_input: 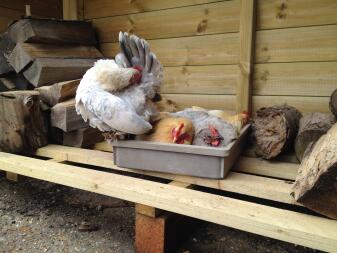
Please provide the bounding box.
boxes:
[0,175,319,253]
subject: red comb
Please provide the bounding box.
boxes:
[208,125,219,136]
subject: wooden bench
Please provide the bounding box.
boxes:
[0,142,336,252]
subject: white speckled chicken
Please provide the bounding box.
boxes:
[172,109,238,147]
[75,32,163,138]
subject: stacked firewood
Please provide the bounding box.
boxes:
[252,89,337,220]
[0,18,104,152]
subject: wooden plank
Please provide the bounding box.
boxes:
[236,0,256,114]
[92,1,239,43]
[84,0,220,19]
[100,33,239,66]
[50,99,88,132]
[162,65,237,94]
[253,62,337,96]
[63,0,78,20]
[253,95,330,113]
[257,0,337,30]
[35,145,297,204]
[0,0,62,18]
[37,79,80,106]
[23,58,95,87]
[136,181,191,218]
[9,43,101,72]
[8,19,97,45]
[1,152,336,252]
[255,24,337,63]
[161,94,236,111]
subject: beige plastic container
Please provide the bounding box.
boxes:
[112,125,250,179]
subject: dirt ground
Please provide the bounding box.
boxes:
[0,175,319,253]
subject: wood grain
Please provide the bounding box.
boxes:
[161,94,329,113]
[92,1,239,43]
[253,62,337,96]
[236,0,256,113]
[0,7,21,32]
[257,0,337,30]
[100,33,239,66]
[255,24,337,63]
[84,0,221,19]
[1,152,337,252]
[162,65,237,94]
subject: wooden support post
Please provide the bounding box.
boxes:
[63,0,78,20]
[135,181,195,253]
[236,0,256,114]
[6,172,20,182]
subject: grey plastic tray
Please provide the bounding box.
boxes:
[112,124,250,179]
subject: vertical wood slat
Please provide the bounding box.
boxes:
[236,0,256,114]
[63,0,78,20]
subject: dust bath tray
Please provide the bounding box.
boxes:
[112,125,250,179]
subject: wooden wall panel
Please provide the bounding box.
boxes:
[0,7,21,32]
[254,62,337,97]
[86,0,337,113]
[84,0,221,19]
[100,33,239,66]
[257,0,337,30]
[255,25,337,63]
[93,1,239,43]
[162,65,237,94]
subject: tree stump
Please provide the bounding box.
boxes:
[330,89,337,118]
[0,91,48,153]
[253,105,302,159]
[295,113,336,162]
[292,123,337,220]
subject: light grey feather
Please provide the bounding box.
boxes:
[115,53,131,68]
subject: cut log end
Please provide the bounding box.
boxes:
[253,105,302,159]
[292,123,337,220]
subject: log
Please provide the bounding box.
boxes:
[295,113,336,162]
[0,91,48,153]
[51,127,104,148]
[253,105,302,159]
[23,58,95,87]
[8,43,102,73]
[330,89,337,118]
[0,73,33,90]
[0,32,16,76]
[292,123,337,219]
[7,18,97,45]
[51,99,88,132]
[37,79,80,106]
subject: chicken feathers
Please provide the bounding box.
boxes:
[75,32,163,137]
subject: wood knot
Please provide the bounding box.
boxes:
[276,2,287,19]
[204,8,209,15]
[197,19,208,33]
[279,3,287,11]
[260,70,270,81]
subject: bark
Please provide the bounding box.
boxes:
[295,112,336,162]
[292,123,337,220]
[253,105,302,159]
[0,91,48,153]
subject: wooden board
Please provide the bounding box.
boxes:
[93,1,239,43]
[9,43,101,72]
[8,18,97,45]
[257,0,337,30]
[255,24,337,63]
[161,94,330,113]
[236,0,256,113]
[37,79,80,106]
[23,58,95,87]
[0,7,21,32]
[253,62,337,96]
[162,65,237,95]
[84,0,220,19]
[86,0,337,31]
[50,99,88,132]
[1,152,337,252]
[100,32,239,66]
[36,144,298,201]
